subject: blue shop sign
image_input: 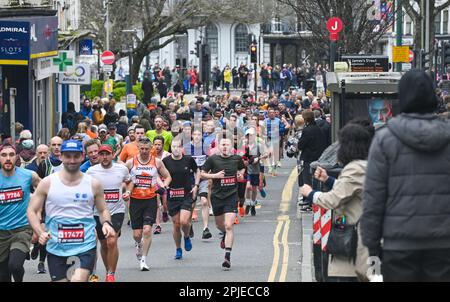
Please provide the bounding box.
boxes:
[0,21,30,65]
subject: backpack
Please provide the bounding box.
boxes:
[64,112,79,135]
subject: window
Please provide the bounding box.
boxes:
[444,10,449,34]
[435,13,442,34]
[235,24,248,53]
[205,24,218,55]
[405,13,412,35]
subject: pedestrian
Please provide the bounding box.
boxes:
[302,123,373,282]
[361,70,450,282]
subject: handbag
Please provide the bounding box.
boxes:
[327,219,358,260]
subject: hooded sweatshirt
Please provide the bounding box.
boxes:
[361,70,450,255]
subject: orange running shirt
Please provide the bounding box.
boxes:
[130,156,158,200]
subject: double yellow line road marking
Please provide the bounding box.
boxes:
[268,168,297,282]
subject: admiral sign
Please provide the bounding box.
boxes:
[0,21,30,65]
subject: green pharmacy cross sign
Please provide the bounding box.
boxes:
[53,51,73,72]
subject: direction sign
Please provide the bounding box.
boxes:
[103,65,113,72]
[101,51,115,65]
[327,17,343,34]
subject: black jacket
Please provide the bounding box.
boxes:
[361,114,450,255]
[297,121,327,162]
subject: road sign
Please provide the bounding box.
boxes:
[103,65,113,72]
[58,64,91,85]
[52,51,75,73]
[392,46,410,63]
[127,94,137,109]
[101,51,115,65]
[409,50,414,63]
[327,17,343,34]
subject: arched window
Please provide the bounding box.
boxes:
[235,24,248,53]
[205,24,218,55]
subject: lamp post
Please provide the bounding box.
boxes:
[122,29,137,95]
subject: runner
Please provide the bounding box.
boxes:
[27,139,115,282]
[0,144,40,282]
[146,116,173,152]
[80,139,100,173]
[37,136,63,178]
[119,125,143,162]
[244,128,269,216]
[152,136,171,235]
[189,129,212,239]
[201,133,246,270]
[86,145,130,282]
[125,137,171,271]
[163,139,200,260]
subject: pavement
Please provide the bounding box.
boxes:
[23,158,315,282]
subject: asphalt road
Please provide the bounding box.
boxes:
[23,158,303,282]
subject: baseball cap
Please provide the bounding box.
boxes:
[99,124,108,133]
[108,123,117,130]
[127,125,136,133]
[245,128,256,136]
[98,145,113,154]
[61,139,83,153]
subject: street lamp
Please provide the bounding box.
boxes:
[121,29,138,95]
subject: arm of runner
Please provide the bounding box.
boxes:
[92,178,115,239]
[156,158,172,188]
[201,169,225,179]
[27,177,50,245]
[31,171,41,190]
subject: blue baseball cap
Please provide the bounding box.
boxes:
[61,139,83,153]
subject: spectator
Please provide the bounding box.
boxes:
[361,70,450,282]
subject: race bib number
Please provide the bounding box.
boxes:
[58,224,85,244]
[104,189,120,203]
[169,188,185,199]
[0,187,24,205]
[220,177,236,187]
[135,175,152,188]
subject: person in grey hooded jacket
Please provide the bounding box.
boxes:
[360,70,450,282]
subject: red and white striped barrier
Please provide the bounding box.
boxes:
[313,205,322,245]
[320,209,332,252]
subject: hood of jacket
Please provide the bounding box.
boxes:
[388,113,450,152]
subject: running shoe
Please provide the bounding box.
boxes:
[259,188,267,198]
[189,224,194,238]
[238,206,245,217]
[175,248,183,260]
[245,205,251,216]
[140,261,150,271]
[222,259,231,271]
[234,217,239,225]
[153,225,162,235]
[88,274,99,282]
[220,234,226,249]
[135,241,143,261]
[37,262,46,274]
[251,206,256,216]
[31,244,39,260]
[202,228,212,239]
[105,274,116,282]
[255,200,262,209]
[162,211,169,223]
[184,237,192,252]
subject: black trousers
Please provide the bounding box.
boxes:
[382,248,450,282]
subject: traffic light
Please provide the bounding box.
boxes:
[443,43,450,67]
[250,44,257,64]
[421,50,430,71]
[194,41,201,58]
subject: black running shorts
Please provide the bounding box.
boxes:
[129,197,157,230]
[211,193,238,217]
[168,197,194,217]
[94,213,124,241]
